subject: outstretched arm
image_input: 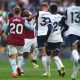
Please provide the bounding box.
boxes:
[24,20,35,30]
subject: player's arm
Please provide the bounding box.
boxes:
[0,23,7,36]
[2,19,9,32]
[2,23,8,32]
[59,15,69,37]
[46,23,53,40]
[25,20,35,30]
[59,10,68,37]
[59,10,68,31]
[34,12,39,30]
[0,20,9,40]
[0,24,8,40]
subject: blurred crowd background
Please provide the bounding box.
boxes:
[0,0,74,58]
[0,0,75,18]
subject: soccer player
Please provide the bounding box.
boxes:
[36,3,51,76]
[64,0,80,80]
[46,3,67,77]
[2,6,35,77]
[22,10,38,69]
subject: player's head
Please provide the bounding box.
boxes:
[22,10,30,17]
[13,6,21,16]
[50,3,57,14]
[75,0,80,6]
[39,3,49,12]
[8,12,14,18]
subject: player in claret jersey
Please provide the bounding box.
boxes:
[4,6,34,77]
[20,10,38,71]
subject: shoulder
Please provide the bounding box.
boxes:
[19,17,25,20]
[67,6,75,11]
[56,14,62,17]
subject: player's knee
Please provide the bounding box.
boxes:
[23,52,28,59]
[46,50,51,56]
[52,49,59,57]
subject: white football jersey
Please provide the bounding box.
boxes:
[65,5,80,36]
[37,11,51,36]
[48,14,63,43]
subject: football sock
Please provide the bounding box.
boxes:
[55,60,61,70]
[18,56,24,71]
[53,56,64,68]
[71,62,78,79]
[9,58,17,72]
[72,50,79,62]
[46,56,51,74]
[41,55,47,72]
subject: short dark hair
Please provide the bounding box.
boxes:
[8,12,14,18]
[50,3,57,14]
[75,0,80,6]
[21,10,30,17]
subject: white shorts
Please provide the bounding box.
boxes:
[7,45,23,55]
[23,37,37,53]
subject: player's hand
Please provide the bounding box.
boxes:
[2,33,7,40]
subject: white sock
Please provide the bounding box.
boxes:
[55,61,61,70]
[41,55,47,72]
[18,56,24,72]
[53,56,64,68]
[33,48,39,60]
[9,58,17,72]
[46,56,51,74]
[71,62,78,79]
[72,50,79,62]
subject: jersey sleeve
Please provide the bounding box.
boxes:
[60,16,69,36]
[35,12,39,20]
[46,23,53,40]
[2,23,7,32]
[2,20,9,32]
[64,10,67,20]
[24,20,35,30]
[35,12,39,30]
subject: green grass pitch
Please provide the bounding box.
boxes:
[0,59,80,80]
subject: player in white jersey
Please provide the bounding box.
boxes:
[45,3,68,77]
[36,3,51,76]
[64,0,80,80]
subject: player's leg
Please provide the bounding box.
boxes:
[23,38,38,68]
[8,45,18,77]
[33,47,39,59]
[46,43,52,77]
[29,51,38,68]
[51,50,61,75]
[78,41,80,70]
[32,37,39,60]
[71,62,78,80]
[52,49,65,77]
[30,38,39,68]
[68,35,80,80]
[17,46,24,76]
[37,36,48,76]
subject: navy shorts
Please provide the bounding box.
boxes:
[47,42,62,51]
[37,35,47,48]
[68,34,80,47]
